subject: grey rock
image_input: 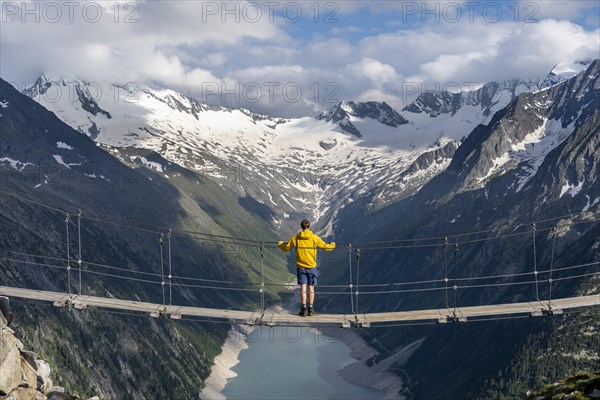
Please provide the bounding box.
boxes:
[5,386,47,400]
[0,296,13,327]
[36,359,52,393]
[319,139,337,151]
[402,79,540,118]
[47,386,66,394]
[318,101,408,137]
[0,329,22,396]
[438,59,600,193]
[47,393,75,400]
[20,351,38,370]
[405,141,459,174]
[75,84,111,119]
[403,91,462,117]
[590,389,600,399]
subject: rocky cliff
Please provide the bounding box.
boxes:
[0,297,97,400]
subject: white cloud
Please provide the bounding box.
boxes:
[1,1,598,117]
[345,58,399,88]
[1,0,284,84]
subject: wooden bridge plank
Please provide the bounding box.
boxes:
[1,286,598,326]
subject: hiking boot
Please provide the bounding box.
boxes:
[308,308,315,317]
[299,307,308,317]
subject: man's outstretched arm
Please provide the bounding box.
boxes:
[315,236,336,252]
[278,235,296,252]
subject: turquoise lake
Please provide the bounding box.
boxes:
[221,326,383,400]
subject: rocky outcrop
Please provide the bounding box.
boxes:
[525,370,600,400]
[318,101,409,137]
[404,141,460,175]
[402,79,539,118]
[0,297,93,400]
[439,59,600,192]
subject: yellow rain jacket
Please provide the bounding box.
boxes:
[278,229,335,269]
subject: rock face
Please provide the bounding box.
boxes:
[0,299,84,400]
[402,79,540,118]
[317,101,409,137]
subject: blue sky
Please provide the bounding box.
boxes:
[299,1,600,34]
[1,0,599,116]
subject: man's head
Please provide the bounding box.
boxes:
[301,219,310,230]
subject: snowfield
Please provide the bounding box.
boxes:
[21,69,581,234]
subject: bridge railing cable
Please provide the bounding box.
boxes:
[77,209,83,295]
[2,189,600,317]
[347,209,600,247]
[168,229,173,305]
[159,233,166,306]
[532,223,540,301]
[260,242,265,316]
[548,228,556,310]
[443,237,449,310]
[65,213,71,297]
[3,245,600,292]
[355,248,361,319]
[453,243,459,317]
[348,243,355,315]
[3,188,599,252]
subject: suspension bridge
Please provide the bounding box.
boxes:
[0,190,599,328]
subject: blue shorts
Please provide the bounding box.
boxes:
[297,268,319,286]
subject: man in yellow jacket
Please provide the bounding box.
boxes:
[278,219,335,317]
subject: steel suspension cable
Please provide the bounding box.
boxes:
[3,188,599,250]
[77,209,82,295]
[532,223,540,301]
[444,236,449,309]
[260,242,265,315]
[355,248,361,318]
[453,243,459,317]
[548,227,556,308]
[348,244,355,314]
[159,233,165,307]
[168,229,172,305]
[65,213,71,296]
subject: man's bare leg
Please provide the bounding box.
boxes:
[300,284,307,306]
[308,285,315,306]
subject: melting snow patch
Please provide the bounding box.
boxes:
[56,142,73,150]
[560,179,584,198]
[582,196,600,212]
[479,153,511,183]
[266,192,278,206]
[131,156,164,172]
[570,181,584,197]
[53,155,80,169]
[0,157,34,171]
[0,101,8,108]
[279,194,296,210]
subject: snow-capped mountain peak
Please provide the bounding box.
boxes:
[22,75,464,232]
[28,59,594,235]
[541,60,593,89]
[448,59,600,195]
[317,101,408,137]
